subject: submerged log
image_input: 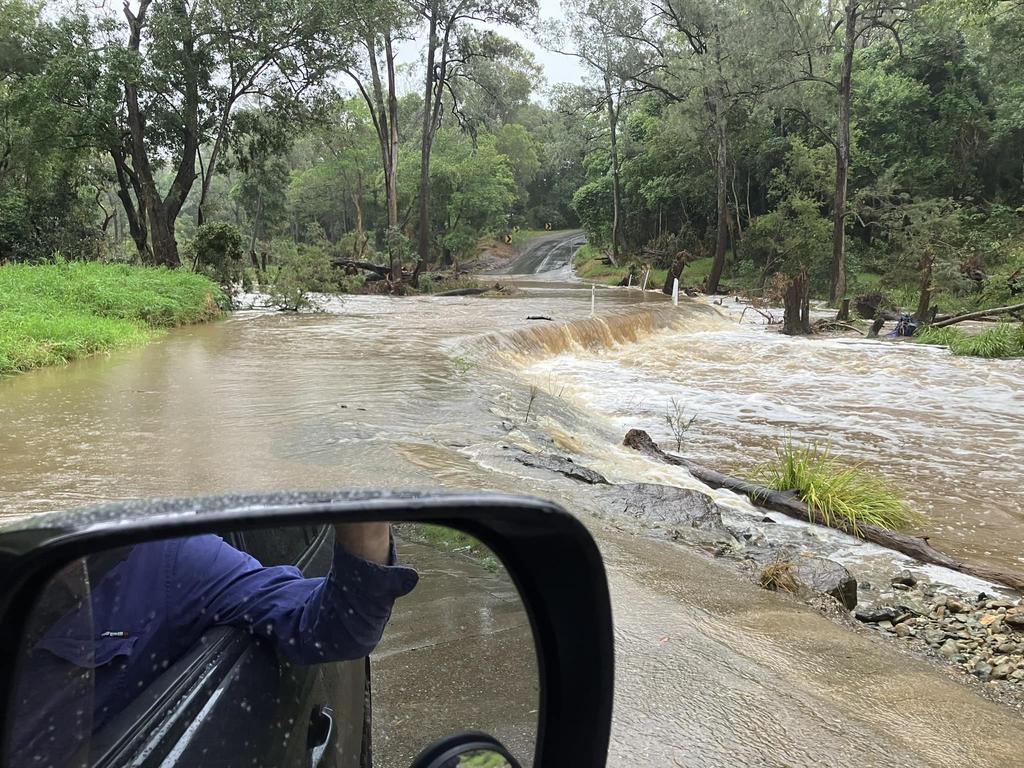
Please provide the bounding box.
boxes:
[623,429,1024,592]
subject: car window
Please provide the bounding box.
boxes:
[242,526,311,568]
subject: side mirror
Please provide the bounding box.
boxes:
[0,491,614,768]
[410,731,521,768]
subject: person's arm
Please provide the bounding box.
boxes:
[333,523,390,564]
[172,529,417,665]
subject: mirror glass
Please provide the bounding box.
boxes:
[5,522,538,768]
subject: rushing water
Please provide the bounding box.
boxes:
[519,302,1024,572]
[3,276,1024,764]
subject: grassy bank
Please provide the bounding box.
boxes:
[572,243,716,290]
[914,323,1024,359]
[0,262,224,376]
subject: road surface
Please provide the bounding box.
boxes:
[498,230,586,275]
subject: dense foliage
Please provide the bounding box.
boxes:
[1,0,1022,314]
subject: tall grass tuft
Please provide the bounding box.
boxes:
[0,261,224,376]
[755,442,919,534]
[915,322,1024,358]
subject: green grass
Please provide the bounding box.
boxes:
[397,523,501,571]
[914,322,1024,358]
[754,442,919,534]
[0,261,224,376]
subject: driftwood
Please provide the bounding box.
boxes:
[331,258,391,278]
[623,429,1024,592]
[931,301,1024,329]
[526,315,554,321]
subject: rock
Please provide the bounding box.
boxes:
[973,662,993,680]
[892,582,911,591]
[791,557,858,610]
[892,570,917,587]
[980,614,1003,631]
[997,642,1018,654]
[1011,669,1024,682]
[946,597,970,614]
[760,516,776,524]
[940,639,960,659]
[597,483,727,532]
[924,629,947,646]
[1004,614,1024,630]
[856,606,899,624]
[515,453,609,485]
[894,622,913,638]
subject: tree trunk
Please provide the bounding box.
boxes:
[707,90,728,295]
[604,74,622,267]
[248,189,264,255]
[782,269,811,335]
[915,254,933,322]
[417,5,440,269]
[148,207,179,268]
[830,1,856,306]
[364,32,402,281]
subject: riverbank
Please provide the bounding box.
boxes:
[0,262,224,376]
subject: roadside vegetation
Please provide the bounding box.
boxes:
[914,323,1024,359]
[755,442,918,534]
[0,262,223,376]
[2,0,1023,340]
[396,523,501,572]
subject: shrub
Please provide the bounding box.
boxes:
[266,242,339,310]
[755,441,918,533]
[189,222,246,288]
[915,322,1024,358]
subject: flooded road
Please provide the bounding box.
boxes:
[2,258,1023,763]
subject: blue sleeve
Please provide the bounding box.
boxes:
[171,535,418,665]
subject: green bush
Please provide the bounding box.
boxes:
[266,241,339,310]
[189,222,246,288]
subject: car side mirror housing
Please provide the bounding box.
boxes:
[0,491,614,767]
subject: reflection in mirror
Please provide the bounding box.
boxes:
[441,749,515,768]
[5,522,538,768]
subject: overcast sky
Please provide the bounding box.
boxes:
[390,0,588,98]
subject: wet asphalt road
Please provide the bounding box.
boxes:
[498,231,586,275]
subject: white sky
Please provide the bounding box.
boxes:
[391,0,587,98]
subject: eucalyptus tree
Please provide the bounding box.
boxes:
[409,0,538,270]
[340,0,414,279]
[767,0,915,304]
[546,0,651,265]
[59,0,354,267]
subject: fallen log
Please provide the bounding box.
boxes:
[331,258,391,278]
[623,429,1024,592]
[930,301,1024,329]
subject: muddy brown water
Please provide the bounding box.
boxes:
[2,274,1023,764]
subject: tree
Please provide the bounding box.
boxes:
[341,2,413,280]
[46,0,351,267]
[769,0,915,304]
[411,0,537,271]
[547,0,651,266]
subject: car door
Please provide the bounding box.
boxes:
[85,526,368,768]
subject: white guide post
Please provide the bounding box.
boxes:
[672,277,679,306]
[591,284,596,315]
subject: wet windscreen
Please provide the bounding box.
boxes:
[5,523,538,768]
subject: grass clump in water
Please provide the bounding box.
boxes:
[755,442,919,534]
[0,261,224,376]
[914,322,1024,358]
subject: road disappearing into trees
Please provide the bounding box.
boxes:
[500,231,586,275]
